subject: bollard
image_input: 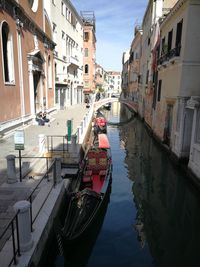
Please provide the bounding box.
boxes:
[38,134,45,153]
[13,200,33,252]
[71,135,78,154]
[53,157,62,184]
[6,155,17,183]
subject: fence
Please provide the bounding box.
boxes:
[0,102,95,266]
[0,157,58,267]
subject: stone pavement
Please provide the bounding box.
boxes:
[0,104,88,256]
[0,104,87,185]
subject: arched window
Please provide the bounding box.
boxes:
[48,55,52,88]
[84,64,89,74]
[1,22,15,83]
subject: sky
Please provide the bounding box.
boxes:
[72,0,148,72]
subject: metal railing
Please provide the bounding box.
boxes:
[158,45,181,66]
[0,157,56,266]
[15,156,52,182]
[26,158,55,232]
[0,211,20,266]
[46,135,69,154]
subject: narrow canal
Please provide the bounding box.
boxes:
[38,102,200,267]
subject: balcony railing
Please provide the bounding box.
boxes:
[157,45,181,66]
[68,56,79,67]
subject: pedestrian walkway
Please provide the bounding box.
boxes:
[0,104,87,186]
[0,104,88,261]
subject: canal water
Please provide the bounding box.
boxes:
[38,102,200,267]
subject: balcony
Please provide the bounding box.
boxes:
[157,45,181,67]
[67,56,79,68]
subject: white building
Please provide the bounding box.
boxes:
[44,0,84,109]
[107,71,122,96]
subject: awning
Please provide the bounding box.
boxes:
[98,134,110,149]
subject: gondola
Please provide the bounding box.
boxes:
[58,133,112,243]
[93,113,107,136]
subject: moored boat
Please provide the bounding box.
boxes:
[93,113,107,136]
[58,133,112,242]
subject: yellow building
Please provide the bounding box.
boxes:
[154,0,200,177]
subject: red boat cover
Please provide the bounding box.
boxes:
[95,117,107,126]
[98,134,110,149]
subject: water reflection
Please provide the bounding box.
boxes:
[117,103,200,267]
[38,102,200,267]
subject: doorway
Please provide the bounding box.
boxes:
[181,108,194,157]
[164,104,173,146]
[60,89,66,110]
[33,71,41,113]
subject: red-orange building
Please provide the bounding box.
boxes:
[81,11,96,101]
[0,0,55,136]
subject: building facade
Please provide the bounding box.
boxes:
[154,0,200,178]
[128,26,143,113]
[121,50,130,98]
[0,0,55,135]
[44,0,84,110]
[122,0,200,179]
[81,11,96,102]
[107,71,122,96]
[95,63,109,94]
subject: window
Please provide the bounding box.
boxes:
[167,29,173,52]
[66,8,68,19]
[1,22,15,83]
[61,2,64,15]
[68,11,71,23]
[28,0,38,12]
[61,31,65,39]
[146,70,149,84]
[157,80,162,102]
[175,19,183,56]
[71,14,76,28]
[84,48,88,57]
[52,22,57,33]
[84,81,89,87]
[84,64,89,74]
[52,22,57,41]
[161,37,166,54]
[84,32,89,41]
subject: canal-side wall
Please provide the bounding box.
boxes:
[17,181,68,267]
[123,101,200,188]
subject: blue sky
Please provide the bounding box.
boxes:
[72,0,148,71]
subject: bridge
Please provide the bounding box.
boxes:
[93,97,119,111]
[93,97,137,113]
